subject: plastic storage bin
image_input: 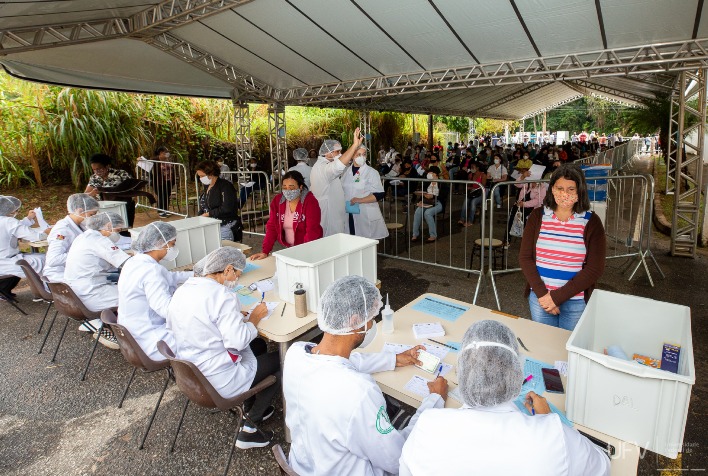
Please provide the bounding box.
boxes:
[274,233,378,313]
[130,216,221,270]
[565,290,694,458]
[581,164,612,201]
[98,200,128,226]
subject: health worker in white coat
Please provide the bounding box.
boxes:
[284,275,448,476]
[289,148,312,188]
[117,222,192,361]
[342,146,389,240]
[0,196,50,296]
[400,320,610,476]
[42,194,99,283]
[167,247,280,450]
[310,128,364,237]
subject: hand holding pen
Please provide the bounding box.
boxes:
[523,391,551,416]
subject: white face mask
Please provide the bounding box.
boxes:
[426,173,434,180]
[357,321,378,349]
[494,159,501,165]
[330,153,342,162]
[200,176,211,186]
[249,163,257,169]
[354,155,366,166]
[162,246,179,262]
[108,232,121,243]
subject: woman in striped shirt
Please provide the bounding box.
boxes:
[519,164,606,330]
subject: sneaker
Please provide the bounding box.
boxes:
[79,318,102,332]
[32,297,44,303]
[93,328,120,350]
[253,405,275,423]
[235,429,273,449]
[158,212,169,218]
[496,204,501,209]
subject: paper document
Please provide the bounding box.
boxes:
[510,170,521,180]
[115,235,132,250]
[412,322,445,339]
[515,393,573,427]
[404,375,432,397]
[233,285,259,307]
[554,361,569,377]
[411,296,469,322]
[246,301,279,321]
[528,164,546,180]
[242,262,260,274]
[522,357,551,394]
[421,344,449,361]
[33,208,50,230]
[438,362,453,377]
[240,181,256,188]
[382,342,413,354]
[389,180,402,185]
[254,279,275,293]
[137,157,154,172]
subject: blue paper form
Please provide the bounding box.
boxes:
[411,297,469,322]
[522,357,550,395]
[446,341,462,352]
[242,262,260,274]
[514,393,574,427]
[232,285,259,307]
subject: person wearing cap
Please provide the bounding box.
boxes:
[283,275,447,476]
[289,148,312,188]
[167,247,279,449]
[43,193,100,283]
[0,196,51,298]
[341,146,389,240]
[400,320,609,475]
[310,128,365,237]
[117,222,192,361]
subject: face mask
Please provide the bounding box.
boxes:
[553,190,579,209]
[108,232,121,243]
[282,189,301,202]
[249,163,257,169]
[200,176,211,186]
[357,321,378,349]
[426,173,434,180]
[162,246,179,262]
[523,156,529,159]
[354,155,366,166]
[494,159,500,165]
[224,279,239,290]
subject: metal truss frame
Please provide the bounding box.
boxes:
[670,70,706,257]
[268,104,287,191]
[562,80,646,105]
[358,111,371,161]
[520,95,584,120]
[231,95,252,171]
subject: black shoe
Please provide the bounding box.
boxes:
[158,212,169,218]
[253,405,275,423]
[235,429,273,449]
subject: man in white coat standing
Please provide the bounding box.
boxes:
[283,275,448,476]
[310,128,364,236]
[289,148,312,188]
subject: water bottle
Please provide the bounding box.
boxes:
[294,283,307,318]
[381,293,394,334]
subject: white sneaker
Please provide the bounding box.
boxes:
[496,204,501,209]
[78,318,102,332]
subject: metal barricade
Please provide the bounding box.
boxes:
[379,175,487,304]
[134,159,189,217]
[192,170,272,237]
[483,173,658,310]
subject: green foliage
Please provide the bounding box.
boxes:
[0,149,34,188]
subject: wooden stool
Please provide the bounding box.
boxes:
[470,238,506,270]
[384,223,405,254]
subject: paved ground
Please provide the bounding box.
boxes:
[1,159,706,475]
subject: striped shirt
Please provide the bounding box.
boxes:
[535,207,591,300]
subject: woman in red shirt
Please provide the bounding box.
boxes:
[250,170,323,260]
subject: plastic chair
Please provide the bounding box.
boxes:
[272,445,299,475]
[157,340,277,476]
[0,274,26,315]
[45,282,105,381]
[101,310,171,449]
[16,259,54,334]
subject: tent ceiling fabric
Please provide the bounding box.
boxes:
[1,0,705,119]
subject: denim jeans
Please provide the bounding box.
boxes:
[492,186,502,206]
[412,201,443,238]
[528,290,586,331]
[460,195,483,223]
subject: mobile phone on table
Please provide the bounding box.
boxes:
[541,368,564,393]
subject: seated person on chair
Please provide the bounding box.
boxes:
[84,153,136,227]
[118,222,192,361]
[283,275,447,476]
[63,212,129,349]
[411,166,443,243]
[43,194,99,284]
[250,170,322,261]
[400,320,610,476]
[458,162,487,227]
[0,195,51,298]
[167,247,280,449]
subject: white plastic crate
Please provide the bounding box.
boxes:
[98,200,128,226]
[589,201,606,225]
[565,290,694,458]
[273,233,378,313]
[130,217,221,270]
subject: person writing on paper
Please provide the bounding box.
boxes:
[342,146,389,240]
[43,194,100,283]
[250,170,322,261]
[310,128,365,236]
[0,196,51,298]
[283,275,447,476]
[167,247,279,449]
[400,320,609,476]
[290,148,312,188]
[117,222,192,361]
[411,166,442,242]
[519,164,606,331]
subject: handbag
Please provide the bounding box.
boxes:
[510,209,525,237]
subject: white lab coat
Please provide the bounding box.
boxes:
[310,156,347,237]
[341,164,389,240]
[290,162,312,188]
[284,342,444,476]
[42,215,83,283]
[0,216,45,278]
[167,277,257,398]
[63,230,130,312]
[117,253,192,361]
[399,402,610,476]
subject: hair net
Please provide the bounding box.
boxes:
[293,148,308,162]
[0,196,21,216]
[193,247,246,276]
[66,193,100,215]
[457,320,523,408]
[318,275,382,334]
[319,139,342,156]
[84,212,125,231]
[132,221,177,253]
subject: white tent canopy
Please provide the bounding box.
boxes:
[2,0,708,117]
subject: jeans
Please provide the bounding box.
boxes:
[460,195,483,223]
[412,201,443,238]
[492,186,502,206]
[221,220,238,241]
[528,290,586,331]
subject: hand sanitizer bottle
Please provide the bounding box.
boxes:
[382,294,394,334]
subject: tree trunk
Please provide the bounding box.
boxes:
[27,133,43,187]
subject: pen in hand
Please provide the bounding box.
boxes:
[434,363,443,379]
[260,292,265,303]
